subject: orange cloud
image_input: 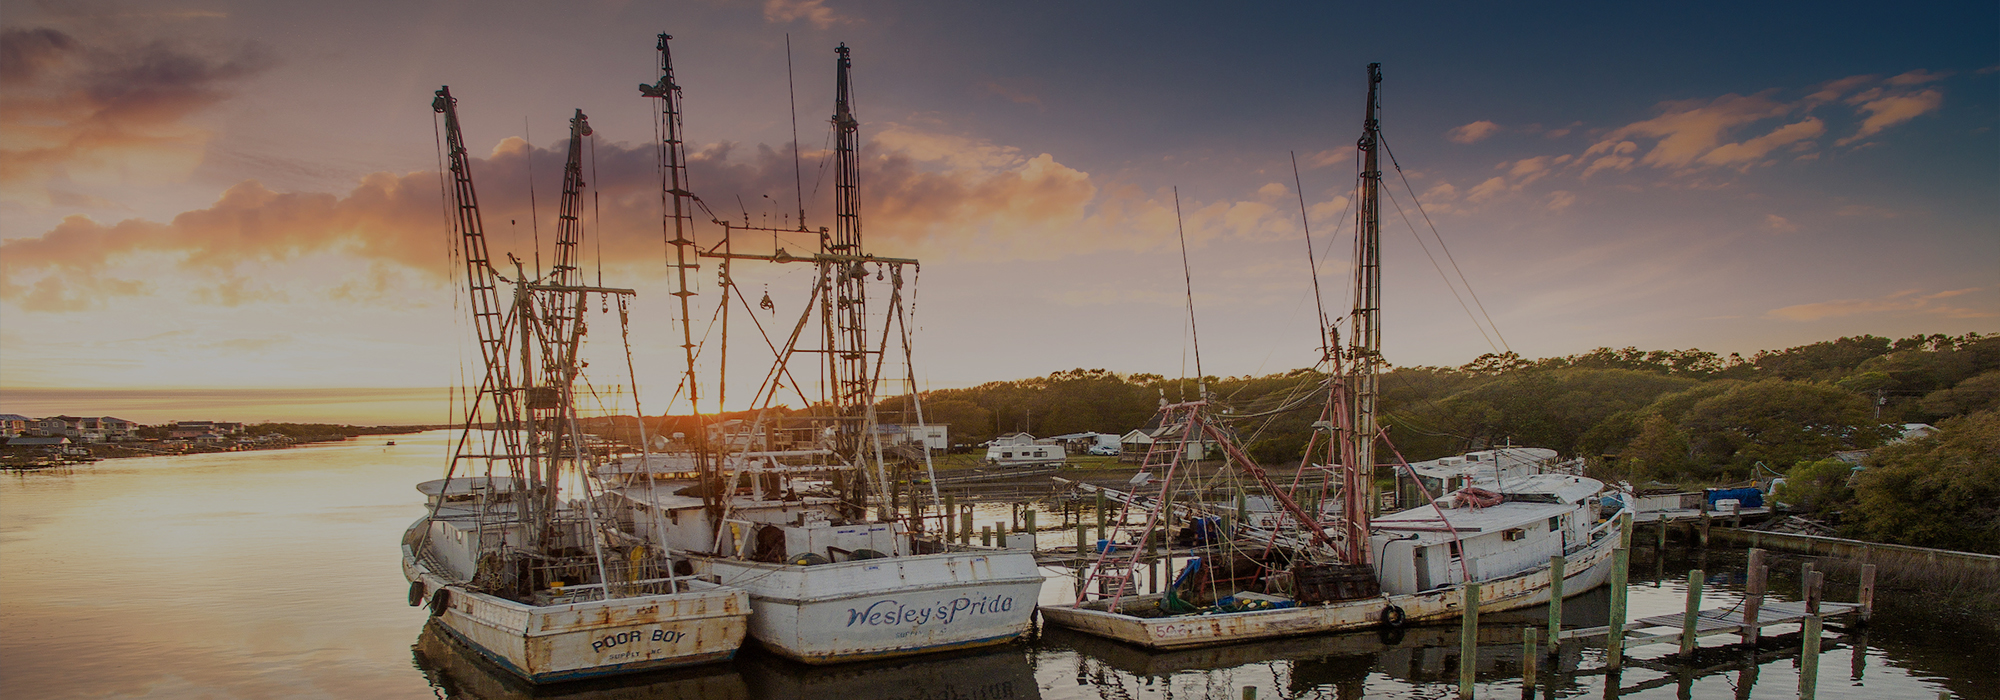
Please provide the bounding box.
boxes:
[1765,288,1993,321]
[1837,88,1943,146]
[763,0,844,28]
[1584,92,1792,172]
[5,126,1329,311]
[0,28,271,197]
[1447,120,1502,144]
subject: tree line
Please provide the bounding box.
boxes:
[890,333,1998,552]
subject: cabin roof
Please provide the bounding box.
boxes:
[1373,500,1578,544]
[416,476,521,497]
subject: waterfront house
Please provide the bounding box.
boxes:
[0,414,30,437]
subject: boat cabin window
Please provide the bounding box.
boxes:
[1503,528,1526,541]
[1548,516,1560,531]
[1448,541,1462,558]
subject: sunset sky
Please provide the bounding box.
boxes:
[2,1,1995,425]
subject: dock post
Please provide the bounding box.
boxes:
[1804,570,1823,616]
[1800,614,1823,700]
[1548,555,1566,646]
[1242,687,1256,700]
[1699,510,1711,548]
[1607,546,1630,670]
[1859,563,1877,624]
[1076,523,1087,554]
[1522,626,1539,690]
[1095,490,1107,541]
[1024,508,1036,538]
[1619,511,1634,548]
[1459,581,1481,700]
[1010,504,1019,533]
[1743,548,1766,645]
[1656,520,1667,551]
[962,507,973,546]
[982,525,993,547]
[944,494,957,541]
[1679,569,1705,659]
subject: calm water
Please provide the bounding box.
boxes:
[1,430,1988,699]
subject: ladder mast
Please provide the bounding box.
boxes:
[433,86,543,540]
[641,34,720,524]
[1352,63,1384,521]
[827,44,877,517]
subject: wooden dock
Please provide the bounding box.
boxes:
[1560,600,1860,648]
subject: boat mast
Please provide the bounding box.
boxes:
[1352,63,1384,520]
[827,43,876,519]
[433,86,541,539]
[641,34,720,526]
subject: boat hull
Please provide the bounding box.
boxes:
[403,524,750,683]
[690,549,1044,664]
[1038,530,1618,650]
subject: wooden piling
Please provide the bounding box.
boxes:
[1459,581,1481,700]
[1522,627,1539,689]
[1800,614,1823,700]
[1606,546,1630,670]
[1804,570,1823,616]
[961,508,973,546]
[1699,510,1711,548]
[1619,511,1633,549]
[1657,520,1668,551]
[1010,504,1019,533]
[1679,569,1704,658]
[1076,523,1087,554]
[981,525,993,547]
[1095,490,1107,541]
[1743,548,1766,645]
[1548,554,1566,645]
[1242,686,1256,700]
[1024,508,1036,538]
[1859,563,1877,623]
[944,494,956,541]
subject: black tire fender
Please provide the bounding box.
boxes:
[407,581,426,607]
[1380,604,1406,627]
[428,588,451,617]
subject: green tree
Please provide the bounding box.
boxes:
[1849,410,2000,553]
[1680,380,1888,479]
[1772,458,1856,517]
[1621,413,1693,479]
[1918,370,2000,419]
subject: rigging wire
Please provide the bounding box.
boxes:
[1379,132,1512,353]
[786,34,808,228]
[1174,187,1205,396]
[1290,152,1331,355]
[1382,185,1499,354]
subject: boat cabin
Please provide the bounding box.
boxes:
[1369,473,1604,595]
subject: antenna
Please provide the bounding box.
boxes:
[787,34,808,229]
[1291,151,1331,359]
[1173,187,1204,397]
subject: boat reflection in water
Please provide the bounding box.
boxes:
[413,621,748,700]
[413,620,1037,700]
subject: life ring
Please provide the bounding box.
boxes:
[428,589,452,617]
[407,581,426,607]
[1380,604,1406,627]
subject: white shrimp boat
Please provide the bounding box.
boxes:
[402,478,749,681]
[402,85,748,683]
[1038,472,1625,648]
[605,40,1040,664]
[1037,63,1628,649]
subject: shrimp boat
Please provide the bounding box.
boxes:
[1036,64,1629,649]
[400,87,747,683]
[605,39,1041,665]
